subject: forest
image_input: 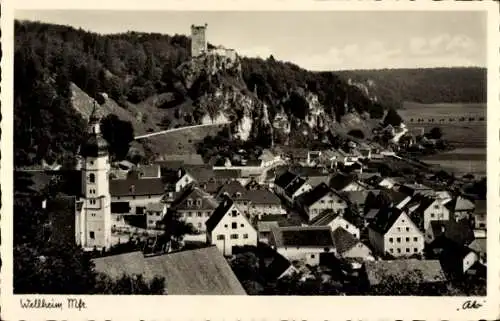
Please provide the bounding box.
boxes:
[336,67,487,109]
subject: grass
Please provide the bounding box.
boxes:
[141,123,227,156]
[407,123,486,148]
[420,147,486,177]
[399,102,486,120]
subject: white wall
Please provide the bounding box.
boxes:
[276,246,334,266]
[384,213,424,257]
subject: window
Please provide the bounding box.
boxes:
[149,220,154,224]
[397,227,401,232]
[434,205,439,209]
[311,254,315,259]
[230,234,239,239]
[91,213,96,217]
[232,210,238,217]
[430,213,435,218]
[389,237,393,243]
[397,237,401,243]
[243,234,248,239]
[136,207,145,215]
[89,173,95,183]
[187,212,193,217]
[243,202,248,206]
[187,199,193,207]
[406,248,410,253]
[389,248,394,253]
[224,224,228,228]
[197,212,202,217]
[406,227,410,232]
[406,237,410,242]
[413,237,418,242]
[397,248,401,253]
[89,231,95,239]
[232,222,237,229]
[217,235,225,240]
[414,248,418,252]
[206,212,210,217]
[90,161,94,165]
[156,212,161,216]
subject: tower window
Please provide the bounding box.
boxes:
[90,161,94,165]
[89,231,95,239]
[89,173,95,183]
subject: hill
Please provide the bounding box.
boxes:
[335,67,486,109]
[14,20,385,167]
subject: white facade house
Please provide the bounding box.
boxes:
[274,171,312,205]
[411,196,451,230]
[77,113,112,251]
[368,208,424,257]
[310,210,360,239]
[206,198,258,256]
[299,183,348,222]
[269,226,336,266]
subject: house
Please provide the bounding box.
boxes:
[468,238,486,265]
[332,227,373,261]
[170,186,219,233]
[397,183,434,197]
[146,203,167,229]
[472,199,486,231]
[309,209,360,239]
[329,173,365,192]
[274,171,312,204]
[92,246,247,295]
[306,151,322,166]
[262,252,299,281]
[259,149,282,167]
[446,195,476,221]
[386,190,412,209]
[298,183,348,222]
[364,259,447,293]
[161,168,195,194]
[269,226,336,266]
[425,220,476,275]
[257,220,280,244]
[109,178,165,217]
[368,207,424,257]
[205,197,258,256]
[409,195,450,230]
[244,188,286,219]
[343,190,377,214]
[216,181,252,217]
[365,175,396,190]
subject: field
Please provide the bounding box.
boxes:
[399,102,487,148]
[420,148,487,177]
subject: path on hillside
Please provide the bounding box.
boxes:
[134,121,231,140]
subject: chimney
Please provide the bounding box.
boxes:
[440,225,445,233]
[178,169,182,178]
[130,184,136,194]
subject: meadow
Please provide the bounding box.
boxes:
[399,102,487,148]
[421,148,487,177]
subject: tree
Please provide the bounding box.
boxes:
[100,114,135,160]
[383,108,403,127]
[162,210,196,250]
[429,127,443,140]
[347,129,365,139]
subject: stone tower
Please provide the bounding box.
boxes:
[78,104,112,251]
[191,23,208,57]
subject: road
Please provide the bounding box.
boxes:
[134,121,231,140]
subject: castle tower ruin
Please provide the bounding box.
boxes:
[191,23,208,57]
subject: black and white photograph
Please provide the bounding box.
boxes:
[11,7,492,300]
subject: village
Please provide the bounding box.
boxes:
[13,22,487,296]
[23,103,487,295]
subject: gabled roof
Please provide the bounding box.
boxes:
[309,210,340,226]
[243,189,282,205]
[329,173,358,191]
[299,183,341,208]
[284,176,308,197]
[263,252,294,280]
[468,238,486,255]
[365,259,446,286]
[274,170,299,189]
[413,195,438,214]
[386,189,411,206]
[109,178,164,197]
[343,190,372,206]
[446,195,476,212]
[369,207,407,235]
[429,220,475,247]
[182,165,215,183]
[332,227,360,255]
[216,181,248,200]
[213,169,242,179]
[205,198,235,232]
[171,187,219,211]
[271,226,335,248]
[257,221,280,233]
[93,246,246,295]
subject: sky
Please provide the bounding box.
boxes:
[15,10,487,71]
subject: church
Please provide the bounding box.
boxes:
[38,107,166,251]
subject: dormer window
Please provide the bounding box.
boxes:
[235,192,242,198]
[196,199,202,207]
[89,173,95,183]
[187,199,193,207]
[129,185,135,193]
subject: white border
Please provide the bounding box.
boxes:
[2,1,499,320]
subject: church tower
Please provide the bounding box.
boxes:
[78,104,112,250]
